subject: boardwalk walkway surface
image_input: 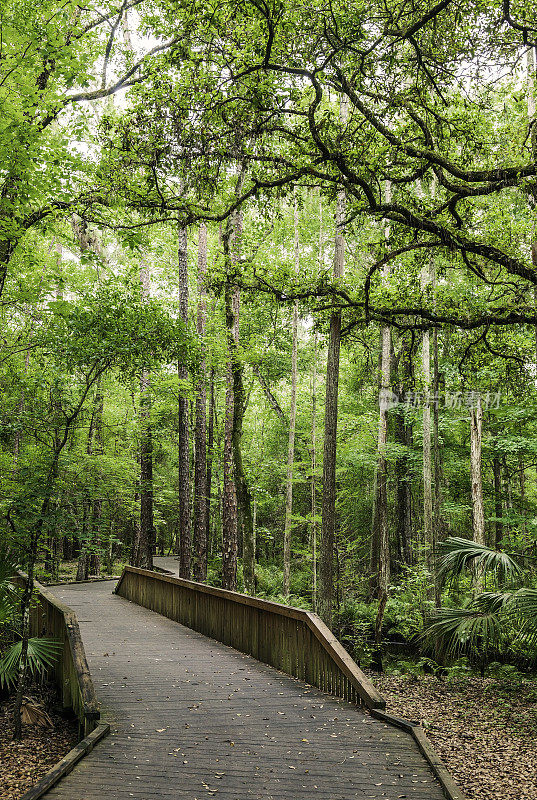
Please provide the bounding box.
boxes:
[45,564,446,800]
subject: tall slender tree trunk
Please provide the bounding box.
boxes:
[519,452,526,535]
[470,395,486,588]
[311,329,318,611]
[311,193,323,610]
[502,455,512,537]
[44,241,64,579]
[130,483,141,565]
[224,212,256,593]
[493,456,503,548]
[282,194,299,597]
[232,350,255,594]
[193,223,208,581]
[206,368,215,555]
[422,313,434,592]
[432,325,445,604]
[222,281,238,591]
[527,43,537,525]
[138,260,154,570]
[76,378,102,580]
[371,326,391,597]
[370,182,392,602]
[177,226,192,577]
[394,334,413,567]
[88,384,104,575]
[75,500,89,582]
[319,166,346,627]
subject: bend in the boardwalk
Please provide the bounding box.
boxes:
[45,575,446,799]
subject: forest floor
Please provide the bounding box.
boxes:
[0,685,78,800]
[371,673,537,800]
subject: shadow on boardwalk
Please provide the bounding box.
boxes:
[45,574,445,800]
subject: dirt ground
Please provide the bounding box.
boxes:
[372,673,537,800]
[0,686,78,800]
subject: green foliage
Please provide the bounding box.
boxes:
[425,539,537,667]
[0,637,63,690]
[0,548,61,691]
[437,538,524,586]
[4,0,537,690]
[0,545,19,630]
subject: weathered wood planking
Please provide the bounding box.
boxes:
[43,580,446,800]
[115,565,385,709]
[13,572,101,735]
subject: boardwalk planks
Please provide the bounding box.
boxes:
[43,580,446,800]
[115,565,386,710]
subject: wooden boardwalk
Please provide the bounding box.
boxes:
[45,571,446,800]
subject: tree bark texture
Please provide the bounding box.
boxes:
[319,175,345,628]
[222,283,238,591]
[470,397,485,545]
[138,259,154,571]
[394,333,413,568]
[177,226,192,578]
[282,194,299,597]
[370,181,392,601]
[193,223,208,581]
[493,456,503,548]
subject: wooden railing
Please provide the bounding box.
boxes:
[115,566,385,710]
[14,574,101,736]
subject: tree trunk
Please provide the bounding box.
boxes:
[311,193,323,610]
[76,378,102,579]
[222,288,238,591]
[519,452,526,535]
[206,368,215,556]
[432,325,446,604]
[130,482,141,566]
[75,502,89,581]
[226,213,256,593]
[470,395,485,591]
[311,329,318,611]
[177,225,192,577]
[138,259,154,570]
[502,455,512,537]
[282,194,299,597]
[44,241,64,579]
[88,384,104,576]
[493,456,503,548]
[371,325,391,599]
[394,334,413,568]
[370,182,392,602]
[193,223,208,581]
[422,323,434,591]
[319,171,345,628]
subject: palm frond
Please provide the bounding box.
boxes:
[423,592,511,658]
[0,638,62,689]
[437,537,523,584]
[504,589,537,646]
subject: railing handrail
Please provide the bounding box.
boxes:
[116,565,385,710]
[15,571,100,727]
